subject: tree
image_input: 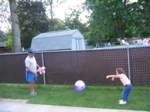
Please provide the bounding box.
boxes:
[17,1,49,49]
[9,0,22,52]
[5,29,14,49]
[134,0,150,37]
[64,7,89,45]
[48,18,67,31]
[65,9,81,29]
[85,0,118,46]
[65,7,88,32]
[43,0,67,19]
[85,0,145,46]
[44,0,54,19]
[0,0,11,32]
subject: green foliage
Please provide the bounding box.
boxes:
[0,30,5,42]
[84,0,150,46]
[2,0,150,50]
[65,8,82,29]
[17,1,49,49]
[4,29,14,49]
[134,0,150,37]
[64,8,89,39]
[16,0,88,49]
[48,18,67,31]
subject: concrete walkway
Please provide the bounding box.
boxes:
[0,98,149,112]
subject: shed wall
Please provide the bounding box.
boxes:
[31,35,72,51]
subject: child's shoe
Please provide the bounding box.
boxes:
[119,100,127,105]
[119,99,123,102]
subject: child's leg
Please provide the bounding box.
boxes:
[122,84,132,101]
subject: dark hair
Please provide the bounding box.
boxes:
[116,68,126,74]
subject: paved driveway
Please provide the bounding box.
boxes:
[0,98,149,112]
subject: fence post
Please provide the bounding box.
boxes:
[127,48,131,80]
[41,51,46,85]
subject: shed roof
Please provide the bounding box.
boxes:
[33,29,83,39]
[31,29,85,51]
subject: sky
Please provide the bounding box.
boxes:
[50,0,88,23]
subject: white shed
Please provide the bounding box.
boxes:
[31,29,85,51]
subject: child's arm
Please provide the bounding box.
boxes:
[111,77,115,81]
[106,75,120,79]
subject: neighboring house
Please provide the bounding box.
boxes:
[0,42,5,53]
[131,37,143,45]
[120,40,130,45]
[31,29,86,51]
[0,42,13,53]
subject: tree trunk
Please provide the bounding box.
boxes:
[116,18,125,40]
[9,0,21,52]
[50,0,53,19]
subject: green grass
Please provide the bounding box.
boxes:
[0,83,150,111]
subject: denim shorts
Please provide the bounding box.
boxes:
[26,71,37,82]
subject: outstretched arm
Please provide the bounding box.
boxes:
[106,75,120,81]
[106,75,116,79]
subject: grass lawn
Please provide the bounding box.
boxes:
[0,83,150,111]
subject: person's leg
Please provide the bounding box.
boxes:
[26,71,38,95]
[122,85,132,101]
[29,81,35,94]
[126,84,132,101]
[119,87,128,104]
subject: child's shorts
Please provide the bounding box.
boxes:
[26,71,37,82]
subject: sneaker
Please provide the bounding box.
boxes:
[30,93,35,96]
[119,100,127,105]
[30,92,37,96]
[119,99,123,102]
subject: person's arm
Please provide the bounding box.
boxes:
[36,63,41,68]
[26,67,38,76]
[106,75,120,80]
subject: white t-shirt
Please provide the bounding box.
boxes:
[25,56,37,72]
